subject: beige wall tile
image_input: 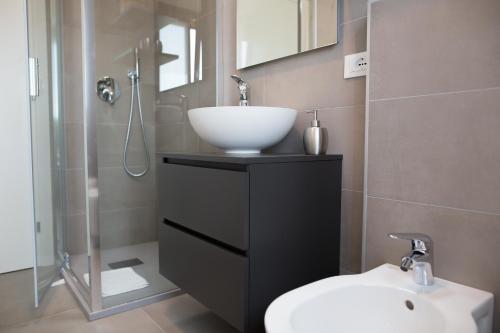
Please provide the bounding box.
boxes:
[322,106,365,191]
[62,0,81,28]
[65,213,88,256]
[97,123,155,168]
[156,0,202,22]
[221,0,237,65]
[62,26,83,124]
[198,12,217,75]
[340,190,364,273]
[199,66,218,107]
[158,83,200,111]
[155,104,186,124]
[98,84,156,125]
[369,0,500,100]
[98,167,156,211]
[238,64,267,106]
[267,110,309,154]
[368,88,500,214]
[64,123,85,170]
[222,60,241,106]
[339,0,368,24]
[94,1,155,41]
[271,105,365,191]
[65,169,86,216]
[365,196,500,328]
[184,121,203,152]
[100,207,157,249]
[156,123,191,152]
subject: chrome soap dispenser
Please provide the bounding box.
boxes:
[303,110,328,155]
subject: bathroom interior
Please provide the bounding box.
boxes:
[0,0,499,332]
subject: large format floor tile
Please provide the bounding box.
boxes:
[1,308,163,333]
[0,270,78,328]
[143,294,239,333]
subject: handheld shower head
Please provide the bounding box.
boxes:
[128,47,140,82]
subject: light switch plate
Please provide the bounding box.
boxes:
[344,51,368,79]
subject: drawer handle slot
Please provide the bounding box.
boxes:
[163,219,247,256]
[163,157,247,171]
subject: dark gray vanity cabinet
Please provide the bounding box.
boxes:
[158,154,342,333]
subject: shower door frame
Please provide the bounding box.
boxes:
[61,0,223,320]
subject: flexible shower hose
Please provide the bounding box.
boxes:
[123,76,150,177]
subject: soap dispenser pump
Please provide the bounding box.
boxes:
[303,110,328,155]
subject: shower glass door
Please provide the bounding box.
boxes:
[26,0,66,305]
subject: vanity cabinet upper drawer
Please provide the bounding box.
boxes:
[159,163,249,250]
[159,224,247,332]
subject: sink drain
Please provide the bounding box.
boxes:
[405,300,414,311]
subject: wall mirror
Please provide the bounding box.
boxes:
[236,0,338,69]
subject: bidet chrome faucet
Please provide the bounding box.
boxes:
[388,233,434,286]
[230,74,249,106]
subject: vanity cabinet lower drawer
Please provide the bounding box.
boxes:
[159,163,249,250]
[159,223,247,331]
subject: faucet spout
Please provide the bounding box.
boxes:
[400,256,413,272]
[388,233,434,286]
[231,74,249,106]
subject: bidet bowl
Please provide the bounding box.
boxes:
[265,264,494,333]
[188,106,297,154]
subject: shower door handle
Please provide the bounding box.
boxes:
[96,76,120,105]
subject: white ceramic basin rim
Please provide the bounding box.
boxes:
[187,106,297,154]
[265,264,494,333]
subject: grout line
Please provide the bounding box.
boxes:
[67,204,156,218]
[370,86,500,103]
[65,167,85,172]
[361,2,373,273]
[99,206,156,214]
[342,188,364,194]
[64,165,155,171]
[97,165,155,170]
[296,104,366,113]
[0,307,81,329]
[96,122,155,127]
[339,268,357,275]
[341,15,368,26]
[366,195,500,217]
[140,308,168,333]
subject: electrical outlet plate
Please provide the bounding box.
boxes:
[344,51,368,79]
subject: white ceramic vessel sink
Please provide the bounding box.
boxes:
[265,264,494,333]
[188,106,297,154]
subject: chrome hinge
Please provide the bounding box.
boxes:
[36,221,41,233]
[29,57,39,99]
[63,252,71,269]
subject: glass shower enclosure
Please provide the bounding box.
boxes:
[26,0,219,318]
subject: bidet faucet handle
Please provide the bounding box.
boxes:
[387,233,432,253]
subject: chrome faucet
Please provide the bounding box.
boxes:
[230,74,249,106]
[388,233,434,286]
